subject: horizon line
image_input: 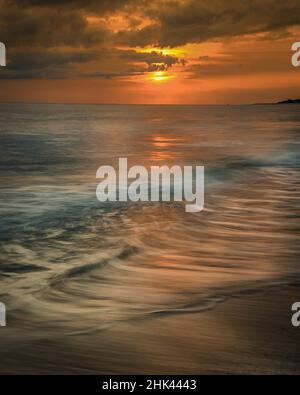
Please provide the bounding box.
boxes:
[0,100,290,106]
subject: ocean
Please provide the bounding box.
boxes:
[0,103,300,373]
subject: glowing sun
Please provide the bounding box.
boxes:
[151,71,173,82]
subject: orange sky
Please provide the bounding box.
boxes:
[0,0,299,104]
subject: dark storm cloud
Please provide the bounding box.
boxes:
[8,0,134,13]
[4,0,299,49]
[0,48,102,78]
[0,2,108,47]
[117,0,300,47]
[8,48,100,70]
[120,50,186,68]
[83,70,144,79]
[1,0,300,79]
[147,63,169,72]
[2,46,184,79]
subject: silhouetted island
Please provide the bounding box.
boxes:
[253,99,300,105]
[277,99,300,104]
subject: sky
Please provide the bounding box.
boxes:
[0,0,300,104]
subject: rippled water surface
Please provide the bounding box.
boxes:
[0,103,300,372]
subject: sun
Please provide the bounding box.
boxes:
[150,71,173,82]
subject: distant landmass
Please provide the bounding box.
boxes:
[276,99,300,104]
[254,99,300,105]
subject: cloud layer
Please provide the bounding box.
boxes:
[1,0,300,79]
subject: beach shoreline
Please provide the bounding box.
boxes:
[1,284,299,374]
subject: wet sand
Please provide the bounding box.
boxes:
[1,285,300,374]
